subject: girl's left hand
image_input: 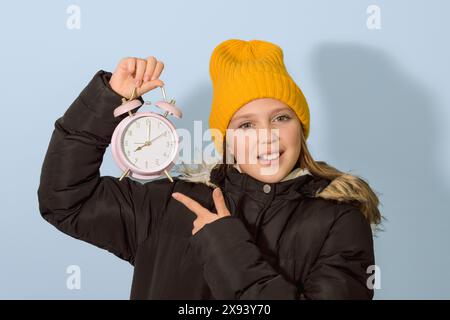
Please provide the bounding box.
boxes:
[172,187,231,235]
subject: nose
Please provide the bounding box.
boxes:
[258,128,280,150]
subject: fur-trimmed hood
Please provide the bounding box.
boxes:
[171,160,381,235]
[172,160,317,190]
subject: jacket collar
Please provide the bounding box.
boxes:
[210,165,331,203]
[209,165,331,243]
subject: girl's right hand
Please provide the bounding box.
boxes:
[109,56,165,99]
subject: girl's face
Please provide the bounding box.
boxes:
[226,98,302,183]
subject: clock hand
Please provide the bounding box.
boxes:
[134,132,165,152]
[147,122,151,143]
[134,143,147,152]
[147,132,165,144]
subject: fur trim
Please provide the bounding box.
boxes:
[172,160,221,188]
[172,160,311,188]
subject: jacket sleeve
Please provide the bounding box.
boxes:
[189,208,375,300]
[37,70,156,265]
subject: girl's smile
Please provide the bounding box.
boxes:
[257,150,283,165]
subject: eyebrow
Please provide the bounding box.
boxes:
[231,107,293,123]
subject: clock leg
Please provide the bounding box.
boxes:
[164,170,174,183]
[119,168,131,181]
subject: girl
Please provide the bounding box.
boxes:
[38,39,382,300]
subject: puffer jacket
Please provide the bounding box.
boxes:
[37,70,375,300]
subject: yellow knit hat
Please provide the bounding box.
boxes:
[208,39,310,155]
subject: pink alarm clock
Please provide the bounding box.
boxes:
[111,86,182,182]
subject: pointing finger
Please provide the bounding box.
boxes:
[212,188,231,217]
[172,192,209,217]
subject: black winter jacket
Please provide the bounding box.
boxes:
[37,70,375,300]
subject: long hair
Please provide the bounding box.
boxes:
[211,130,384,233]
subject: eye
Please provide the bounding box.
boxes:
[273,114,291,122]
[238,122,253,129]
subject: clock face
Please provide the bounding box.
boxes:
[121,115,177,172]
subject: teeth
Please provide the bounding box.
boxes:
[259,152,280,161]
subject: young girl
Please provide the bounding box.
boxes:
[38,39,382,300]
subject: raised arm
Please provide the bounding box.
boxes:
[37,57,167,264]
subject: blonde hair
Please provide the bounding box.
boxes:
[298,135,384,232]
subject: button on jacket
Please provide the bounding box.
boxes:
[37,70,376,300]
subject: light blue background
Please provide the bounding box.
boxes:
[1,0,449,299]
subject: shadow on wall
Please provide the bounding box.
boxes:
[310,42,450,299]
